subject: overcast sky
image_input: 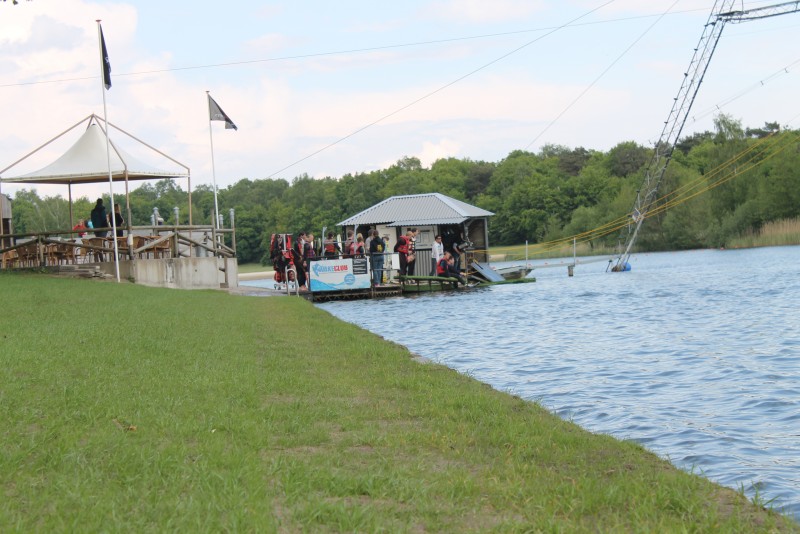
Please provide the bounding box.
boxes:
[2,0,799,200]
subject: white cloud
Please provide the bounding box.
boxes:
[417,138,462,167]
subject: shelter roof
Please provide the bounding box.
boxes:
[0,114,188,185]
[337,193,493,227]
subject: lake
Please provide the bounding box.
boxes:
[245,246,800,519]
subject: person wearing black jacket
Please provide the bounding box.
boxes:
[110,203,125,237]
[90,198,108,238]
[369,230,386,286]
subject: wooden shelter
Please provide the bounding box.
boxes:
[0,113,192,230]
[337,193,494,271]
[0,115,238,289]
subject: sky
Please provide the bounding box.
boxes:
[1,0,799,200]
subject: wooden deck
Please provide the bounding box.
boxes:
[399,275,461,292]
[305,284,402,302]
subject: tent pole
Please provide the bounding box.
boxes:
[188,174,192,226]
[124,170,131,237]
[187,173,193,257]
[68,185,74,231]
[97,20,120,283]
[125,170,134,268]
[124,171,131,233]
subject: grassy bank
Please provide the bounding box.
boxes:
[1,274,796,532]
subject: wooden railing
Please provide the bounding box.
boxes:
[0,225,236,269]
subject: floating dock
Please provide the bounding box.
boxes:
[399,275,461,293]
[304,283,402,302]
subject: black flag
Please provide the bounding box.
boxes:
[208,94,237,130]
[100,24,111,90]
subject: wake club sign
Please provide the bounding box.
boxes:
[308,258,371,292]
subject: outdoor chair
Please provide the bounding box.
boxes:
[1,249,19,269]
[18,244,39,267]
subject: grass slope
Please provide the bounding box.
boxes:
[0,273,796,532]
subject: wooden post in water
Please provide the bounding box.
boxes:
[568,237,576,277]
[525,240,528,267]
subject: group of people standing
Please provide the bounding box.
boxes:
[67,199,125,262]
[394,228,419,277]
[290,231,317,291]
[71,198,124,240]
[283,227,468,290]
[288,229,390,289]
[391,227,467,286]
[344,229,388,286]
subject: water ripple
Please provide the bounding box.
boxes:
[319,246,800,520]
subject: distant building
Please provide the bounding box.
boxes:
[337,192,494,266]
[1,194,11,249]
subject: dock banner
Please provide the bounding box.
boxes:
[308,258,371,291]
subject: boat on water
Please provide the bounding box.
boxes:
[470,261,533,282]
[493,264,533,280]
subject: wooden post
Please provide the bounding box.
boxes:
[229,208,236,256]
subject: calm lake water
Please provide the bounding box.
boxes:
[248,246,800,519]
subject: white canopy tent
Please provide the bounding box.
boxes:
[0,114,192,230]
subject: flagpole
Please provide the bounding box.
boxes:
[97,20,120,283]
[207,91,220,232]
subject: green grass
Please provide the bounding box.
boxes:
[1,273,797,532]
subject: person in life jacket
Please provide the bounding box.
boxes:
[352,233,365,257]
[304,233,316,260]
[323,232,341,259]
[436,251,450,276]
[406,228,418,276]
[343,230,354,258]
[437,251,466,285]
[395,232,410,275]
[293,232,307,290]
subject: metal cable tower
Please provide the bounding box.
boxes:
[611,0,800,272]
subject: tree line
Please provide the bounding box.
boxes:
[7,115,800,264]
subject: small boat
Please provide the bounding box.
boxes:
[471,261,532,282]
[494,264,533,280]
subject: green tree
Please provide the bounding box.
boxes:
[605,141,650,178]
[745,121,780,139]
[11,189,71,234]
